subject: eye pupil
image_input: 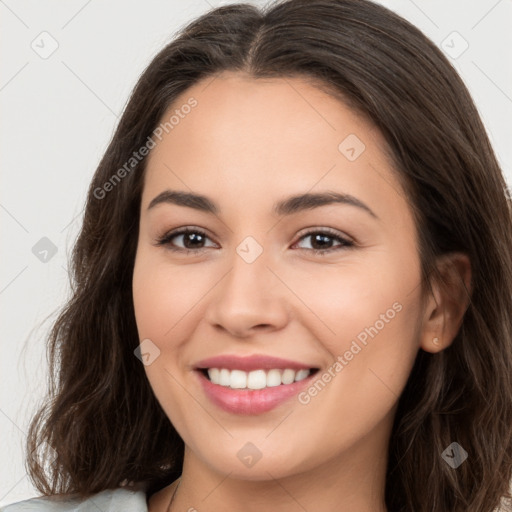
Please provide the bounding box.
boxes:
[184,232,204,249]
[311,234,333,250]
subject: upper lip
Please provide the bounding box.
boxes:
[194,354,318,372]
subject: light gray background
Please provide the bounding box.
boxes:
[1,0,511,506]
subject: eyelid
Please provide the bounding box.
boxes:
[291,227,355,254]
[294,226,353,243]
[154,226,216,249]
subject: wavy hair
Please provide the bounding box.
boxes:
[25,1,512,510]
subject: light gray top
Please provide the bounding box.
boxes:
[0,487,149,511]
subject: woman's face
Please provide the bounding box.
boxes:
[132,71,427,481]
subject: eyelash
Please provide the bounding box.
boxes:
[154,227,355,256]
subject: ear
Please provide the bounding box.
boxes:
[420,252,472,354]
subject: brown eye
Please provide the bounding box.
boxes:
[293,229,354,256]
[155,228,216,253]
[155,227,354,256]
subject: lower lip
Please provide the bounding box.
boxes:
[195,370,317,415]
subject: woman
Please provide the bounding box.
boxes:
[3,0,512,511]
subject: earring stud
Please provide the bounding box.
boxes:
[433,337,440,345]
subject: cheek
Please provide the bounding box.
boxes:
[292,246,422,388]
[289,271,420,454]
[132,251,198,428]
[291,254,417,337]
[132,252,206,344]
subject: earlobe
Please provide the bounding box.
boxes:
[419,252,472,354]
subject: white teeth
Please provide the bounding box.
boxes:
[206,368,312,389]
[294,369,310,382]
[230,370,247,389]
[208,368,220,383]
[266,369,282,387]
[219,368,230,386]
[281,369,295,385]
[247,369,267,389]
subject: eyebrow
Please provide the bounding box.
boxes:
[147,189,378,219]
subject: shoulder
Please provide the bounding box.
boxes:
[0,487,148,511]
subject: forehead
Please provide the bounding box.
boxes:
[141,71,407,225]
[147,71,382,165]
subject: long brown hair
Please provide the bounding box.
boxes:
[25,1,512,510]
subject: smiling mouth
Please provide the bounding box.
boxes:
[198,367,320,390]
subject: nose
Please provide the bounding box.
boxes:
[204,246,289,339]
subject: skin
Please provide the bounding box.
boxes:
[132,71,471,512]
